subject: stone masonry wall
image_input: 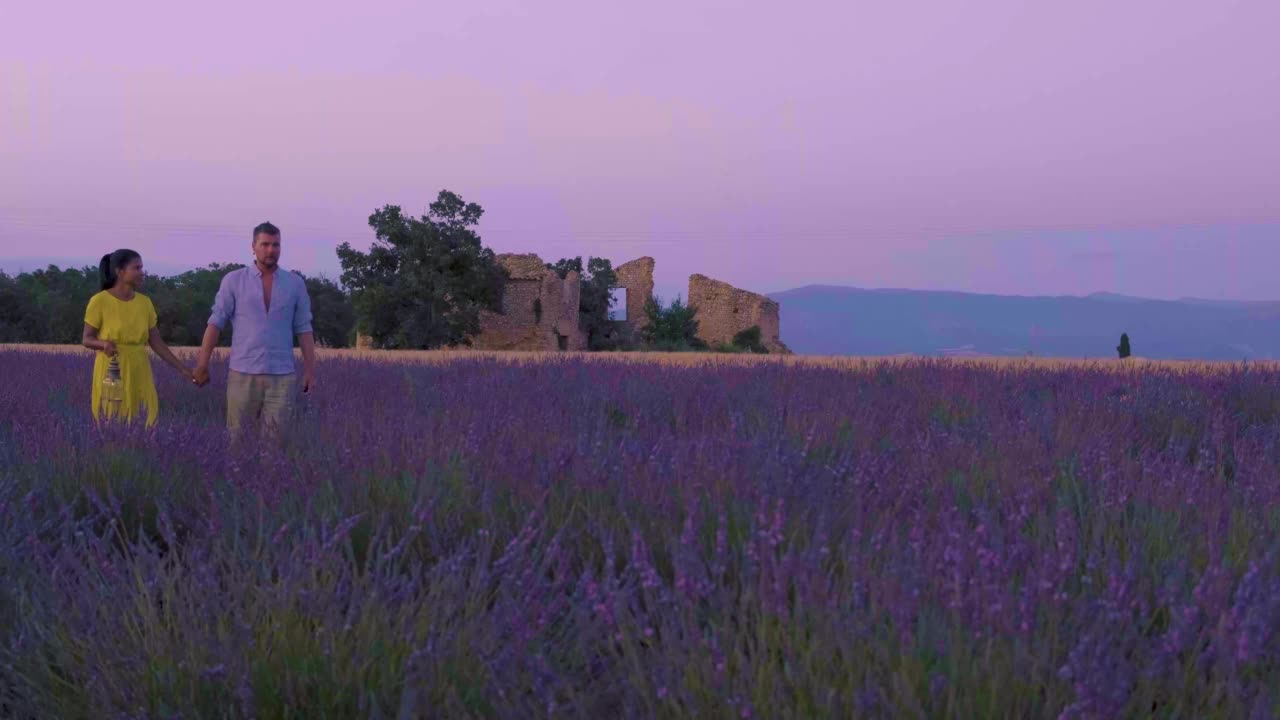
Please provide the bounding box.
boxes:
[556,270,585,349]
[501,279,542,326]
[561,269,581,331]
[614,257,655,332]
[471,253,586,351]
[354,255,789,354]
[497,253,549,280]
[355,253,587,351]
[687,273,790,353]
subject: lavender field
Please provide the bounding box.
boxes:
[2,348,1279,719]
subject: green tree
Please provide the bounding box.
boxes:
[731,325,768,354]
[146,263,243,347]
[547,256,619,350]
[147,264,353,347]
[299,274,356,348]
[14,265,98,343]
[336,190,505,349]
[1117,332,1131,359]
[640,295,705,351]
[546,257,584,278]
[0,261,354,347]
[0,272,44,342]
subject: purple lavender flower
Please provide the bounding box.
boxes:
[1,349,1279,717]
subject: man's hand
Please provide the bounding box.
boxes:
[298,332,317,395]
[194,324,221,388]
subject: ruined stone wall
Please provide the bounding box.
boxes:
[500,279,542,326]
[496,253,548,280]
[472,279,541,350]
[536,269,577,350]
[353,255,789,355]
[539,272,564,326]
[614,257,655,332]
[470,253,586,351]
[687,274,790,353]
[561,270,580,330]
[555,269,586,350]
[365,253,631,351]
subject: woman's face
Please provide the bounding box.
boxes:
[118,257,144,289]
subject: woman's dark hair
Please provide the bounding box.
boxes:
[99,249,142,290]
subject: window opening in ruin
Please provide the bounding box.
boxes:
[609,287,628,321]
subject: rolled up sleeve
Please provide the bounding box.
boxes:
[208,273,236,329]
[292,275,314,335]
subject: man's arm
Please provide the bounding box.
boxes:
[194,272,236,386]
[298,332,316,392]
[192,324,221,386]
[294,273,316,392]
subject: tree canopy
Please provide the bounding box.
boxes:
[337,190,506,349]
[0,263,354,348]
[641,295,705,351]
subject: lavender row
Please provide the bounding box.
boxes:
[2,350,1279,718]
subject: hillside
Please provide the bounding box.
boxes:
[769,286,1280,360]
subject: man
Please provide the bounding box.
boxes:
[193,222,316,437]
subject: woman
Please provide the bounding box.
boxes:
[81,249,194,426]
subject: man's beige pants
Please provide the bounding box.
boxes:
[227,370,296,438]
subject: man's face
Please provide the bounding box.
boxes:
[253,233,281,269]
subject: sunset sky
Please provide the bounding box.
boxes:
[2,0,1278,303]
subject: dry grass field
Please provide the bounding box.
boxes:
[3,342,1272,374]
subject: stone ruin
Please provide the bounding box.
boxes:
[687,273,789,354]
[355,252,788,354]
[469,254,586,352]
[613,256,655,332]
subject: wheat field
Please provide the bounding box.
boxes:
[3,342,1272,373]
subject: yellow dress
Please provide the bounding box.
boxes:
[84,291,160,426]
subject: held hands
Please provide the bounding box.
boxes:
[182,365,311,391]
[191,364,210,388]
[101,340,118,357]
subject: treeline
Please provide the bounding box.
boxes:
[0,263,355,348]
[1,190,773,353]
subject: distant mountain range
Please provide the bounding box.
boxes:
[768,286,1280,360]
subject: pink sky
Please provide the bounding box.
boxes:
[2,0,1278,302]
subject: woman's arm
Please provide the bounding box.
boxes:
[82,323,116,356]
[148,327,194,380]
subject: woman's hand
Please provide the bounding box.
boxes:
[82,324,115,357]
